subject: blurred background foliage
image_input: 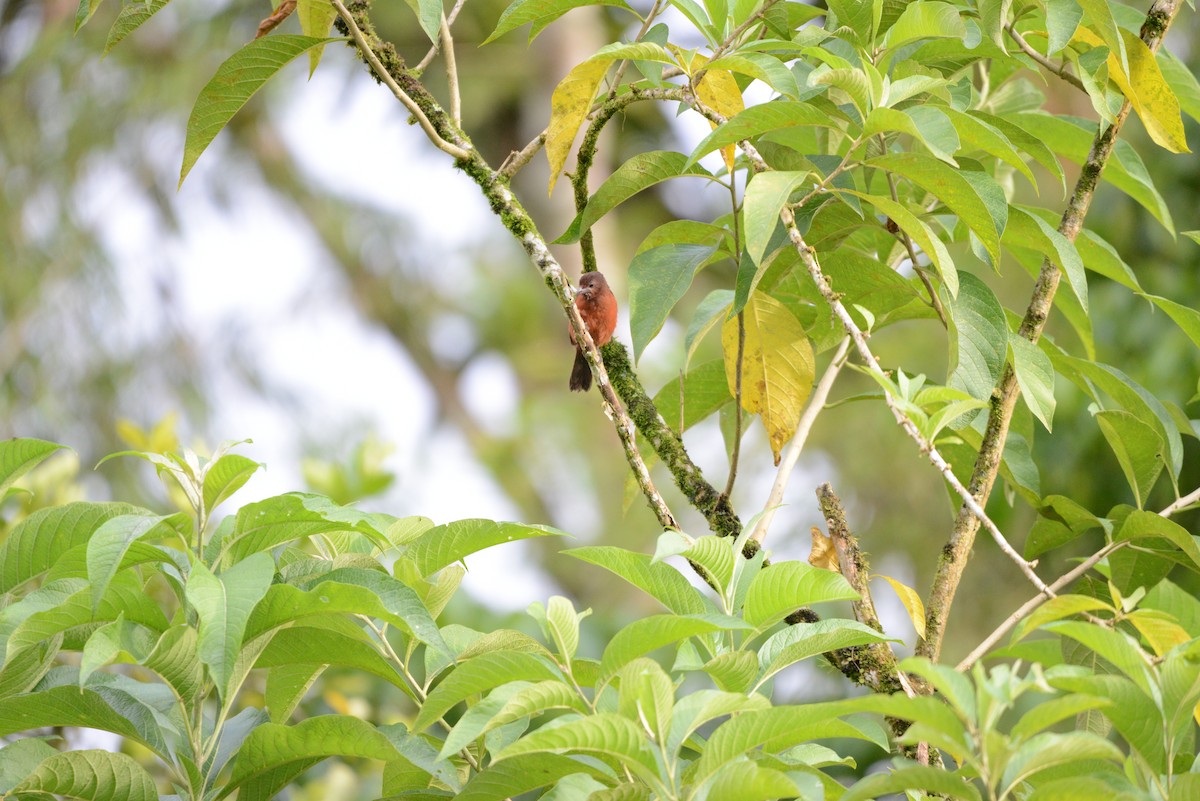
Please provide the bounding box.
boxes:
[2,0,1200,726]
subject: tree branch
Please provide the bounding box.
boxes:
[1004,23,1087,93]
[335,0,679,531]
[919,0,1186,663]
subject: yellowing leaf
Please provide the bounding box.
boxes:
[1073,27,1189,154]
[297,0,338,75]
[808,526,840,572]
[695,67,745,172]
[722,292,814,464]
[546,58,611,194]
[1125,610,1190,657]
[876,574,926,640]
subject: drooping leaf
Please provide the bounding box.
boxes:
[405,519,566,577]
[181,35,335,186]
[1093,410,1165,508]
[0,438,64,499]
[723,291,815,464]
[412,652,561,731]
[486,0,633,43]
[600,613,750,678]
[222,716,401,800]
[1009,336,1056,431]
[743,561,858,629]
[695,66,746,171]
[686,101,839,168]
[869,153,1003,265]
[628,243,719,362]
[947,272,1007,405]
[12,749,158,801]
[842,765,981,801]
[564,547,710,614]
[743,171,809,266]
[757,620,893,686]
[875,574,927,639]
[186,552,274,695]
[493,713,658,781]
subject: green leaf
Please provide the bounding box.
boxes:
[222,716,400,800]
[1005,206,1087,312]
[79,617,155,687]
[1045,621,1155,695]
[412,651,561,731]
[628,243,718,362]
[1116,510,1200,574]
[1075,227,1140,290]
[86,514,169,612]
[0,737,58,793]
[705,53,801,99]
[1159,51,1200,125]
[869,153,1003,265]
[181,36,335,186]
[0,685,149,747]
[74,0,106,32]
[744,171,809,266]
[456,753,612,801]
[406,519,565,577]
[1010,694,1113,740]
[480,679,588,737]
[700,650,759,693]
[843,189,957,295]
[902,106,961,164]
[265,664,325,723]
[218,492,387,565]
[666,689,770,753]
[1145,293,1200,352]
[947,272,1007,405]
[686,102,838,168]
[942,108,1038,188]
[1,505,139,594]
[564,546,710,614]
[402,0,444,43]
[655,531,734,595]
[757,620,892,686]
[883,2,965,48]
[600,613,749,679]
[246,571,449,658]
[1045,0,1083,55]
[692,701,869,787]
[1093,410,1165,508]
[743,561,858,629]
[617,658,673,745]
[1011,594,1113,642]
[186,551,274,696]
[493,713,659,782]
[13,749,158,801]
[1009,336,1056,431]
[842,765,981,801]
[0,438,63,499]
[254,626,411,695]
[144,624,204,705]
[1011,112,1172,232]
[708,761,800,801]
[651,358,734,435]
[1001,731,1124,792]
[203,453,261,513]
[557,152,712,244]
[486,0,632,43]
[0,634,62,699]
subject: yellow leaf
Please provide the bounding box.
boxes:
[297,0,337,75]
[546,58,612,194]
[695,67,745,172]
[1126,610,1190,657]
[722,292,814,464]
[116,412,180,453]
[1073,27,1189,154]
[808,526,840,572]
[876,574,926,640]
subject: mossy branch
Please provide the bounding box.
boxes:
[333,0,678,532]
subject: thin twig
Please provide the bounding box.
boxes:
[955,541,1126,671]
[415,0,469,71]
[751,337,851,543]
[883,165,946,326]
[608,0,666,97]
[332,0,471,161]
[1159,485,1200,518]
[499,132,546,179]
[1004,24,1087,93]
[440,14,461,126]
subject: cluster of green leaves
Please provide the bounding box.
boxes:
[4,437,1200,800]
[527,0,1199,489]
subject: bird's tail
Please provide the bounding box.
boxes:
[569,348,592,391]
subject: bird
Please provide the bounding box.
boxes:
[569,271,618,392]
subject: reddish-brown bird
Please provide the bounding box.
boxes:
[569,271,618,392]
